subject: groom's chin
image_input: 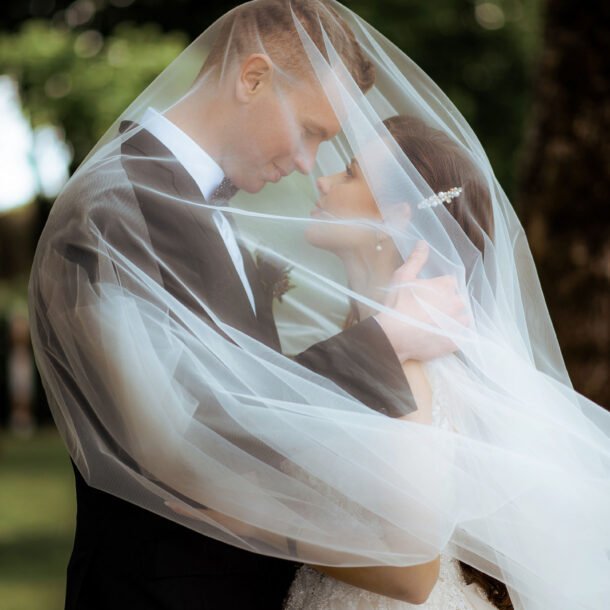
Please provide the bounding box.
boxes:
[237,177,268,195]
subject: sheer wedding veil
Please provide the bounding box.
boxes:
[29,1,610,609]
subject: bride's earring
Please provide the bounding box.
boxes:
[375,234,384,252]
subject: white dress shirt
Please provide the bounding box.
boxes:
[141,108,257,314]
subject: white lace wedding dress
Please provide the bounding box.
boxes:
[283,554,496,610]
[282,364,499,610]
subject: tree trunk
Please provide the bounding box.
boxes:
[517,0,610,408]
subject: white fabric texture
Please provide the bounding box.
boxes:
[28,2,610,610]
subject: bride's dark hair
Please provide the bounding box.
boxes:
[343,114,494,328]
[383,114,494,256]
[344,115,512,610]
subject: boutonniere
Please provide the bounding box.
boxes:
[253,249,295,303]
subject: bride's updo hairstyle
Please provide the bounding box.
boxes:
[383,114,494,255]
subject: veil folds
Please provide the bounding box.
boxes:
[29,2,610,609]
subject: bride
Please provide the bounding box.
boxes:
[283,115,503,610]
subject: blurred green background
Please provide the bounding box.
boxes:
[0,1,607,609]
[0,431,74,610]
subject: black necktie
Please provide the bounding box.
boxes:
[209,177,239,206]
[210,177,240,234]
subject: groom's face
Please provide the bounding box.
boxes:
[227,57,341,193]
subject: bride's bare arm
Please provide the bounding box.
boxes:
[310,557,440,604]
[165,501,438,604]
[309,359,440,604]
[167,359,440,603]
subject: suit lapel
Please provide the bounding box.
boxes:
[118,121,277,346]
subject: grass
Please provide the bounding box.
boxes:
[0,428,75,610]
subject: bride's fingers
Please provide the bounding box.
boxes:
[396,240,429,281]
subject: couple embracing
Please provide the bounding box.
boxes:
[29,1,610,610]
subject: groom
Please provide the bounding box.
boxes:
[56,1,464,608]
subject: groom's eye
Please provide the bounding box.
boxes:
[303,123,328,141]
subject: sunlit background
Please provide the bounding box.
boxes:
[0,1,607,609]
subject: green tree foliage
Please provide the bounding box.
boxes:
[0,1,541,191]
[0,0,542,316]
[0,20,187,166]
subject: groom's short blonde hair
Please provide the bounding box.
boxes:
[201,0,375,93]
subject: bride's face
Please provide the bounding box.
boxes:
[306,158,383,252]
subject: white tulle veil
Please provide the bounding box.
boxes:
[28,2,610,609]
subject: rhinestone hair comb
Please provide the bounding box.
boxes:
[417,186,463,210]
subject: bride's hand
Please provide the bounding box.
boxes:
[374,241,470,362]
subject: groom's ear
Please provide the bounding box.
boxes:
[235,54,274,103]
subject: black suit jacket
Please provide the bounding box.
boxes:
[60,122,414,610]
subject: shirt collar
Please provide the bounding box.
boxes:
[141,107,224,201]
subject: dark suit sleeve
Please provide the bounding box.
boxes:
[293,317,416,418]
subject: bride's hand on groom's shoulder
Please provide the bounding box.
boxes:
[374,241,471,363]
